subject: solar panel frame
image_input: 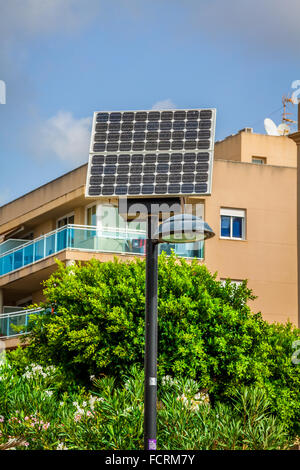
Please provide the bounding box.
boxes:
[86,108,216,198]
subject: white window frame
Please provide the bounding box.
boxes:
[220,208,246,240]
[85,203,98,227]
[56,211,75,228]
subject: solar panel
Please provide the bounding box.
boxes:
[86,108,216,198]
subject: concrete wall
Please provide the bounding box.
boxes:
[0,165,90,236]
[0,165,87,225]
[241,133,297,167]
[215,133,242,161]
[289,131,300,326]
[215,131,297,167]
[34,219,56,238]
[204,159,297,324]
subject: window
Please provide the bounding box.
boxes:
[57,213,74,228]
[220,208,246,240]
[252,156,266,165]
[86,205,97,226]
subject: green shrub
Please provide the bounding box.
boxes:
[0,363,291,450]
[24,254,300,434]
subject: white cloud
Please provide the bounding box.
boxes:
[31,111,92,165]
[188,0,300,50]
[152,99,176,110]
[1,0,299,50]
[0,0,100,39]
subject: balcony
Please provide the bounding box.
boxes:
[0,308,44,339]
[0,224,204,278]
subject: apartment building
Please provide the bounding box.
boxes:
[0,129,297,348]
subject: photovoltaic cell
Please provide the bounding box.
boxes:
[86,108,216,197]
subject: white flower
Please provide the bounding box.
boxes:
[193,391,210,404]
[22,363,56,380]
[57,442,68,450]
[45,390,53,397]
[122,406,134,416]
[88,395,104,410]
[161,375,179,387]
[82,401,87,408]
[177,393,189,404]
[89,396,96,409]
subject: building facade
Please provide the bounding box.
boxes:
[0,129,297,347]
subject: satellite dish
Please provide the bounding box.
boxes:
[264,118,280,136]
[277,123,290,136]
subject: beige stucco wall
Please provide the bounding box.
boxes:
[0,165,87,224]
[0,165,90,236]
[33,205,86,238]
[241,133,297,167]
[215,133,242,161]
[215,132,297,168]
[74,206,87,225]
[203,159,297,324]
[289,131,300,326]
[34,219,55,238]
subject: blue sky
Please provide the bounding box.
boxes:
[0,0,299,205]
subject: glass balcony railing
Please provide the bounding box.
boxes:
[0,308,44,338]
[0,239,29,255]
[0,224,204,277]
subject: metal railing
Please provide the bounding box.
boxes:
[0,308,44,339]
[0,224,204,277]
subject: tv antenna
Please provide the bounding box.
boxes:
[282,95,296,129]
[264,94,297,137]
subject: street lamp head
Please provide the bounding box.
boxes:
[154,214,215,244]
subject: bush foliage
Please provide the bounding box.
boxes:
[0,363,292,450]
[25,254,300,433]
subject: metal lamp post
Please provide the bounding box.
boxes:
[84,107,217,451]
[144,213,215,450]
